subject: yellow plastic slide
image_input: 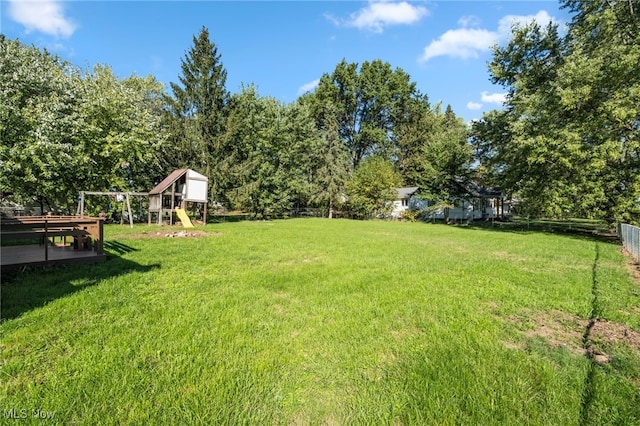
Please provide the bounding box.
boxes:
[175,208,194,228]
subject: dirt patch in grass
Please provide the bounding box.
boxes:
[522,310,588,356]
[119,230,219,239]
[277,257,324,268]
[590,319,640,351]
[493,251,529,263]
[622,248,640,286]
[484,300,500,311]
[504,310,640,363]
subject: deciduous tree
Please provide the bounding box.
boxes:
[346,156,401,219]
[310,59,417,169]
[473,1,639,223]
[396,100,472,201]
[0,37,167,213]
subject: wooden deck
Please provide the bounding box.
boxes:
[1,244,106,272]
[1,215,106,272]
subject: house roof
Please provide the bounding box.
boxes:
[149,169,188,195]
[396,187,419,199]
[454,178,502,198]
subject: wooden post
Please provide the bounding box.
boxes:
[203,202,207,224]
[126,193,133,228]
[120,196,125,225]
[44,218,49,262]
[160,194,165,226]
[92,219,104,255]
[170,183,176,226]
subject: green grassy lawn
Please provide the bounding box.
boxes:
[2,219,639,424]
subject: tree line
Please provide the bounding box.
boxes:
[0,28,470,219]
[472,0,639,224]
[1,35,168,214]
[1,0,638,223]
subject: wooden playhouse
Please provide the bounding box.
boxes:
[148,169,208,225]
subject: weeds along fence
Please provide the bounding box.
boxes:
[618,223,640,263]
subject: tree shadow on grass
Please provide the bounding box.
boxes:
[208,213,251,223]
[103,240,140,255]
[454,219,620,246]
[1,241,160,321]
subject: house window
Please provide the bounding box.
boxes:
[402,198,408,207]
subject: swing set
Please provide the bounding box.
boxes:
[76,191,149,228]
[77,169,208,228]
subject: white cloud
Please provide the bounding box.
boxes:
[419,10,558,63]
[481,91,507,104]
[45,41,74,56]
[458,15,481,28]
[497,10,557,39]
[328,1,429,33]
[298,79,320,95]
[467,101,483,110]
[419,28,497,62]
[324,13,341,28]
[8,0,77,38]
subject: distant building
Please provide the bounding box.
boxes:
[390,182,508,221]
[391,187,419,218]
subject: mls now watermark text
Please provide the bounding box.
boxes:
[4,408,55,420]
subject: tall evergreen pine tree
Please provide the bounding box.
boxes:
[166,26,230,204]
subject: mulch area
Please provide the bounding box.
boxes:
[117,230,220,239]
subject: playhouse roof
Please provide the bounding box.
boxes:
[149,169,207,195]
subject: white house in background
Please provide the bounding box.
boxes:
[391,187,419,218]
[390,183,508,221]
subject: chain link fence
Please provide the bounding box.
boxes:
[618,223,640,263]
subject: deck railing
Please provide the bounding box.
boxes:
[0,215,105,270]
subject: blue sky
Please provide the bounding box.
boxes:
[1,0,571,122]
